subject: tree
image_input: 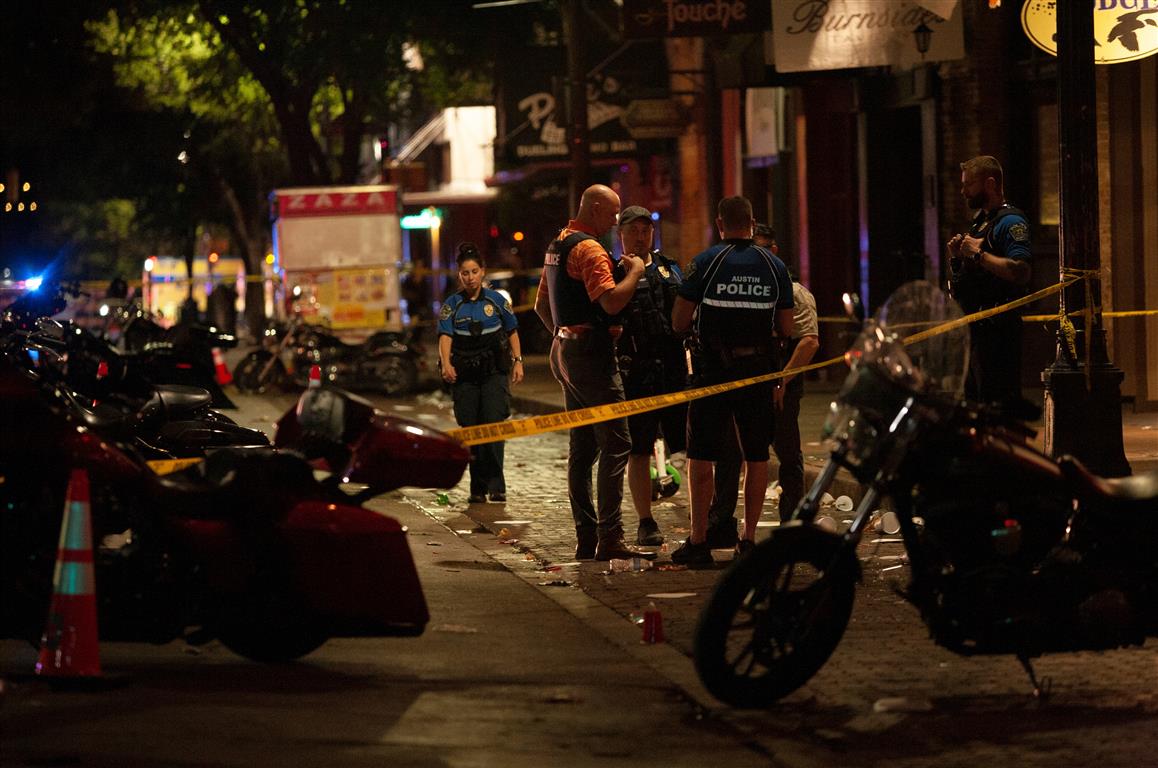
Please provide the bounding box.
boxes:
[85,0,495,332]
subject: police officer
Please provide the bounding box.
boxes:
[614,205,687,546]
[439,242,524,503]
[707,224,820,537]
[671,197,794,567]
[947,155,1032,406]
[533,184,656,562]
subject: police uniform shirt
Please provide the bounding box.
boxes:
[954,205,1032,311]
[678,239,793,347]
[438,287,518,350]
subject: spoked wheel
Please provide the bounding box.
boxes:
[694,525,858,707]
[233,352,287,394]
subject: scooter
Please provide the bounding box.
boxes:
[693,280,1158,707]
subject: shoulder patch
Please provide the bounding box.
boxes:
[1009,222,1030,243]
[503,299,513,313]
[440,303,454,320]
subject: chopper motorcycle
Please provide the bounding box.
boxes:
[0,346,470,661]
[232,316,424,397]
[693,280,1158,707]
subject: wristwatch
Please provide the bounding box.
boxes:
[511,356,524,363]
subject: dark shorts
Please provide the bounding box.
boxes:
[627,401,688,455]
[686,357,775,461]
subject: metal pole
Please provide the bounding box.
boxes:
[1041,0,1130,476]
[562,0,589,213]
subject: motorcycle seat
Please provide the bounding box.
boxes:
[137,385,212,425]
[1059,455,1158,512]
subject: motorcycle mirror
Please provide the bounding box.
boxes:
[842,291,865,323]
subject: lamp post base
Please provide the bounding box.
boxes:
[1041,359,1131,478]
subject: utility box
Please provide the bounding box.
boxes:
[271,185,404,334]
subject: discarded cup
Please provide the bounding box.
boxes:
[642,602,665,644]
[872,510,901,535]
[834,495,854,512]
[820,492,835,506]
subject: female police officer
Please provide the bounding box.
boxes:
[438,242,524,503]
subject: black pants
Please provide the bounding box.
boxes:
[708,377,804,525]
[452,371,511,496]
[548,333,629,538]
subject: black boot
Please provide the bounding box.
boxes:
[575,528,598,560]
[595,530,658,562]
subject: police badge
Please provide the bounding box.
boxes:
[657,265,670,279]
[483,303,495,317]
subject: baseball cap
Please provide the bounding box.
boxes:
[618,205,653,228]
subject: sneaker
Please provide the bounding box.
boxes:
[670,539,714,567]
[704,519,739,549]
[468,494,487,504]
[489,492,507,503]
[734,539,755,557]
[636,517,664,546]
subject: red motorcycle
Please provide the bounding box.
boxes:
[0,351,469,661]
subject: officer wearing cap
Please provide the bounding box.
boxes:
[670,196,794,567]
[614,205,687,546]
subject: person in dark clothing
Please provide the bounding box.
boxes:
[947,155,1032,406]
[533,184,656,563]
[614,205,687,546]
[707,225,820,537]
[670,198,794,567]
[439,242,524,503]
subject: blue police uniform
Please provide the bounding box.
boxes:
[949,203,1032,404]
[619,250,688,455]
[438,287,518,497]
[679,239,793,461]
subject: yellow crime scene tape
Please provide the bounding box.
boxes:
[448,275,1096,447]
[145,457,203,476]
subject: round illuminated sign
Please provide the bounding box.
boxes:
[1022,0,1158,64]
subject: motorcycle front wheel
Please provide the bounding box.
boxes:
[233,352,288,394]
[694,525,857,707]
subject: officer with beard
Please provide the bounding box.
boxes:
[947,155,1032,405]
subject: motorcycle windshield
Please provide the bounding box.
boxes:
[849,280,969,399]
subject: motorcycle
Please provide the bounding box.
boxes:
[233,316,425,396]
[693,280,1158,707]
[9,318,268,459]
[0,347,470,661]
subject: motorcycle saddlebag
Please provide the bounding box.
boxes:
[280,501,429,636]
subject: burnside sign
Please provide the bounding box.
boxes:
[1021,0,1158,64]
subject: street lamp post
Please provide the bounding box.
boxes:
[562,0,590,213]
[1041,0,1130,476]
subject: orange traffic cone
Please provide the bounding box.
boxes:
[36,469,102,679]
[212,347,232,386]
